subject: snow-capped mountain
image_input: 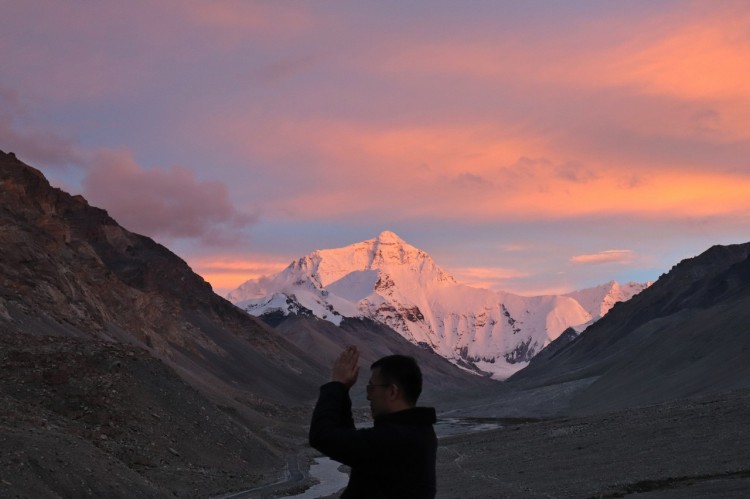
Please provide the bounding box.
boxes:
[228,231,649,379]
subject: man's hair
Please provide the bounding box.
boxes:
[371,355,423,405]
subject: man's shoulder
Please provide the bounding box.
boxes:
[378,407,437,425]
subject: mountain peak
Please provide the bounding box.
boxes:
[375,230,404,244]
[230,232,635,378]
[369,231,420,265]
[302,231,452,287]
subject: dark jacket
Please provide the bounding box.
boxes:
[309,381,437,499]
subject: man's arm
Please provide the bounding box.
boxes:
[309,347,366,463]
[310,382,389,466]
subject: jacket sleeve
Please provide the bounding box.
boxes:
[309,381,378,465]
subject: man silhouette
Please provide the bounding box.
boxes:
[309,346,437,498]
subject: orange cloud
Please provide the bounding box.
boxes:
[613,8,750,102]
[259,139,750,223]
[571,250,635,265]
[189,257,289,296]
[448,266,529,291]
[378,5,750,105]
[227,119,537,178]
[364,4,750,144]
[194,2,750,229]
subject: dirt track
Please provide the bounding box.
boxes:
[435,389,750,498]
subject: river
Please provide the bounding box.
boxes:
[279,457,349,499]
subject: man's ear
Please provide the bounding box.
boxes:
[388,383,400,400]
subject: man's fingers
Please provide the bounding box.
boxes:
[337,347,355,363]
[342,346,358,364]
[331,346,360,387]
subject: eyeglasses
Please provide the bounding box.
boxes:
[366,383,391,392]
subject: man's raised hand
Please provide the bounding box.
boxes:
[332,345,360,388]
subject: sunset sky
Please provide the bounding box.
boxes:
[2,1,749,297]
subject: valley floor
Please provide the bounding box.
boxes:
[239,389,750,498]
[435,388,750,498]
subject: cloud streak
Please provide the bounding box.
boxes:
[449,266,529,292]
[571,250,636,266]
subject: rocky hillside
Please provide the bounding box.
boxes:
[509,240,750,414]
[0,150,329,497]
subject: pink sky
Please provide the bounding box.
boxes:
[2,1,749,297]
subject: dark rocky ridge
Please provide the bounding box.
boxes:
[0,151,328,497]
[0,152,320,402]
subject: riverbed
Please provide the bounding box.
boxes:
[279,457,349,499]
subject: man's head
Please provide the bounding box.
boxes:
[367,355,423,418]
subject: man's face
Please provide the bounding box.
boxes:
[366,367,391,419]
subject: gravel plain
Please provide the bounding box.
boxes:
[435,389,750,498]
